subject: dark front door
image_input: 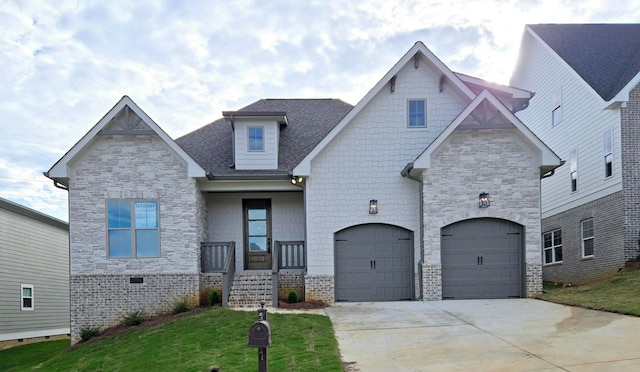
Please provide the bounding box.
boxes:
[244,199,272,270]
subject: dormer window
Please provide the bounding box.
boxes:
[248,127,264,151]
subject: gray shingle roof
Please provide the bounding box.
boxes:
[529,24,640,101]
[175,99,353,177]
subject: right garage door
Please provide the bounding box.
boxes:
[441,218,523,299]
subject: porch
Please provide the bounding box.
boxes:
[200,240,306,307]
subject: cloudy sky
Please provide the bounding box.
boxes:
[1,0,639,222]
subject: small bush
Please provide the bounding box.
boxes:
[79,325,100,342]
[209,290,220,306]
[287,291,299,304]
[172,299,189,314]
[121,311,145,326]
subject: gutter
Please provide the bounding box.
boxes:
[42,171,69,191]
[401,162,424,300]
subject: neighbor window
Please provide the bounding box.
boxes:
[581,219,594,257]
[21,284,34,311]
[108,200,159,257]
[248,127,264,151]
[552,88,562,126]
[570,149,578,192]
[408,99,426,127]
[543,229,562,264]
[604,129,613,178]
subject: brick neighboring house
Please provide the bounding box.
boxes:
[46,41,561,344]
[511,24,640,284]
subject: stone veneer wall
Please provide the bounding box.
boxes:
[304,275,334,304]
[68,135,203,343]
[541,191,625,283]
[422,129,544,299]
[621,83,640,261]
[70,274,199,343]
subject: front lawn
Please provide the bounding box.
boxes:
[0,308,343,372]
[537,267,640,316]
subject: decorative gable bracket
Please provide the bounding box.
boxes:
[98,105,156,135]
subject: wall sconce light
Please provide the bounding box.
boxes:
[478,193,490,208]
[369,199,378,214]
[290,176,304,185]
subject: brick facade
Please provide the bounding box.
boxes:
[621,83,640,261]
[541,191,625,283]
[304,274,334,304]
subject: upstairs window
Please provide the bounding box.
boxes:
[21,284,34,310]
[108,200,159,257]
[248,127,264,151]
[552,88,562,126]
[581,219,594,257]
[408,99,426,127]
[543,230,562,264]
[570,149,578,192]
[604,129,613,178]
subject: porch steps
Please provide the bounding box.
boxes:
[227,272,273,308]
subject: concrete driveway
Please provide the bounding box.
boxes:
[326,300,640,371]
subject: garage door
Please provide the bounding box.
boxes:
[441,218,523,299]
[335,224,412,301]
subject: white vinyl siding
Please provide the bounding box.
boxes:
[0,202,70,340]
[234,120,279,170]
[512,31,623,218]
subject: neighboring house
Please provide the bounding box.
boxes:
[0,197,69,349]
[46,41,561,344]
[511,24,640,284]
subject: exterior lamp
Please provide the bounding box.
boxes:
[369,199,378,214]
[478,193,490,208]
[290,176,304,185]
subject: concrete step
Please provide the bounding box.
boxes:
[228,272,273,308]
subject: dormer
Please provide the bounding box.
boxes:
[222,111,288,170]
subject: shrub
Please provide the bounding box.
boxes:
[209,290,220,306]
[121,311,145,326]
[79,325,100,342]
[172,299,189,314]
[287,290,299,304]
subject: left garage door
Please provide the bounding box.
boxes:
[335,224,412,301]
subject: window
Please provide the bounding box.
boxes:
[248,127,264,151]
[552,88,562,126]
[543,230,562,264]
[21,284,34,310]
[581,219,594,257]
[570,149,578,192]
[604,129,613,178]
[408,99,426,127]
[108,200,159,257]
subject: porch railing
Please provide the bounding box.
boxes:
[272,240,306,306]
[201,241,235,307]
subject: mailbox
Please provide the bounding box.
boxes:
[248,320,271,348]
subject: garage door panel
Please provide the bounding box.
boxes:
[335,224,412,302]
[442,218,523,299]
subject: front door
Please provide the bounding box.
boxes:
[243,199,272,270]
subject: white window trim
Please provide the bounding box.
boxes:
[552,88,562,126]
[570,149,578,193]
[543,229,562,265]
[604,128,613,178]
[581,219,594,258]
[247,126,265,152]
[21,284,34,311]
[407,99,427,128]
[107,199,160,258]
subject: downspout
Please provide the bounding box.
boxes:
[43,172,69,191]
[401,162,423,300]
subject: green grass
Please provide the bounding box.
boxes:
[0,308,343,372]
[537,268,640,316]
[0,339,69,370]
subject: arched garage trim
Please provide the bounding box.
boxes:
[441,218,524,299]
[334,223,414,301]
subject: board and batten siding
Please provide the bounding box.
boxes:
[0,200,69,342]
[234,120,279,170]
[512,32,623,219]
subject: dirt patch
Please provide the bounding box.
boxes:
[277,299,327,310]
[624,260,640,271]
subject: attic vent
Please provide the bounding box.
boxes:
[98,105,156,135]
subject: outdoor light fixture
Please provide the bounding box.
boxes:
[478,193,490,208]
[290,176,304,185]
[369,199,378,214]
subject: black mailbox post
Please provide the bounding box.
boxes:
[248,301,271,372]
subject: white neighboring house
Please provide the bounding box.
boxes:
[511,24,640,283]
[46,41,561,344]
[0,197,69,349]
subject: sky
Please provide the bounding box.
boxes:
[1,0,639,222]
